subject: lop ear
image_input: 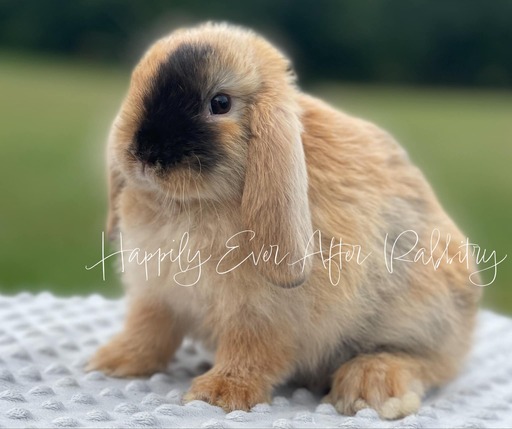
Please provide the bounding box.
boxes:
[241,94,313,288]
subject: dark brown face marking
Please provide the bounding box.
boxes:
[134,43,222,172]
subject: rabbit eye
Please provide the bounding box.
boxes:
[210,94,231,114]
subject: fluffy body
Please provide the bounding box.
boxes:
[88,23,481,419]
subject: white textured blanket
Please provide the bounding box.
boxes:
[0,293,511,428]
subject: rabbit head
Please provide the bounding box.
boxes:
[108,23,313,288]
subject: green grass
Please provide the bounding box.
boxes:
[0,52,128,298]
[0,52,510,313]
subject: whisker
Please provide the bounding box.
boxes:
[194,154,203,179]
[195,180,203,223]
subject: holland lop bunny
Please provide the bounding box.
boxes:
[88,23,481,419]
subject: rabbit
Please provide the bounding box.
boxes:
[87,22,482,419]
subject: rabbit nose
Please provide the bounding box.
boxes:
[135,141,187,168]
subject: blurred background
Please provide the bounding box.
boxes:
[0,0,510,313]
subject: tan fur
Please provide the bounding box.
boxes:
[87,294,184,376]
[88,22,482,419]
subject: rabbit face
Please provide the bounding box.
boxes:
[111,24,288,203]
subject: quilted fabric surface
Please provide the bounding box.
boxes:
[0,292,511,428]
